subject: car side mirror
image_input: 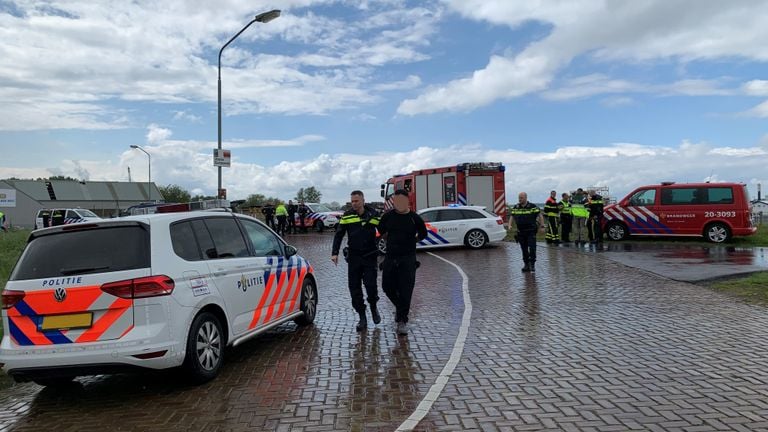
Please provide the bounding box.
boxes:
[285,245,298,257]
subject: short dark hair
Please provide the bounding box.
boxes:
[394,189,409,197]
[351,190,364,198]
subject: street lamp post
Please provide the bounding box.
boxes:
[217,9,281,199]
[130,145,152,201]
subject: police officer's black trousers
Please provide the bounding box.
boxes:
[299,216,306,232]
[560,215,572,242]
[587,215,603,243]
[381,254,417,323]
[287,215,296,234]
[266,216,275,230]
[347,253,379,314]
[276,216,287,236]
[518,230,537,265]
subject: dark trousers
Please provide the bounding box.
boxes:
[287,214,296,234]
[348,253,379,313]
[382,254,417,323]
[299,215,307,232]
[266,216,275,230]
[588,215,603,243]
[276,215,287,236]
[560,215,572,242]
[518,230,537,265]
[545,216,560,243]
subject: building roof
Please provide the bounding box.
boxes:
[5,179,162,202]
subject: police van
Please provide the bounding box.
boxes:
[34,208,101,230]
[603,182,757,243]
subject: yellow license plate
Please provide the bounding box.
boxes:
[40,313,93,331]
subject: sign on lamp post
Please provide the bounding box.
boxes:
[213,149,231,167]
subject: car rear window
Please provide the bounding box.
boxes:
[10,225,150,281]
[460,209,486,219]
[705,187,733,204]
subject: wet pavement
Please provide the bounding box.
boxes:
[559,242,768,282]
[1,234,768,431]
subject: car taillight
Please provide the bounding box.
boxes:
[2,290,25,310]
[101,275,175,299]
[496,218,504,225]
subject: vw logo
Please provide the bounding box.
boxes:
[54,287,67,302]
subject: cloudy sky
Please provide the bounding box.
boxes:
[1,0,767,204]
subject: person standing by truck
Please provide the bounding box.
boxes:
[543,190,560,244]
[571,188,589,245]
[559,192,573,243]
[586,189,605,244]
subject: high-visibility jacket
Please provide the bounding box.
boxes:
[559,201,572,216]
[275,204,288,217]
[510,202,540,231]
[543,197,559,217]
[332,206,380,256]
[571,203,589,218]
[586,194,604,217]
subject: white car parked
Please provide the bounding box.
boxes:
[300,203,340,232]
[378,205,506,253]
[1,210,318,386]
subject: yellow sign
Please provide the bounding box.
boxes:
[40,313,93,331]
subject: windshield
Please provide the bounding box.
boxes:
[77,209,99,218]
[309,204,333,212]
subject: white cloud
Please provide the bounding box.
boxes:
[743,80,768,96]
[5,131,765,205]
[743,100,768,118]
[400,0,768,115]
[0,1,442,131]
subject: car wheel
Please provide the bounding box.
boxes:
[183,312,224,384]
[294,278,318,326]
[606,221,628,241]
[32,376,76,387]
[705,222,730,243]
[464,229,488,249]
[314,221,324,233]
[377,237,387,255]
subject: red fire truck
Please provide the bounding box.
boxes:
[380,162,507,221]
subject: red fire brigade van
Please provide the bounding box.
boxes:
[381,162,507,221]
[603,182,756,243]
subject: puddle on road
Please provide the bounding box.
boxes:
[602,244,768,267]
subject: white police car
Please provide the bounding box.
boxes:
[1,210,318,386]
[301,203,340,232]
[378,205,506,253]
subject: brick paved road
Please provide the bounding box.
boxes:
[1,235,767,431]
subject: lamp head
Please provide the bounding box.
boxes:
[255,9,280,23]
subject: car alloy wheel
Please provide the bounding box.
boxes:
[465,229,487,249]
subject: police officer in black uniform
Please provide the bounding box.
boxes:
[586,189,605,244]
[298,201,309,233]
[261,203,275,230]
[286,200,298,234]
[510,191,544,273]
[332,190,381,332]
[378,189,428,336]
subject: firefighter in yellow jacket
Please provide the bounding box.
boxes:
[543,190,560,244]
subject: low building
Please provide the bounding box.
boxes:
[0,179,162,229]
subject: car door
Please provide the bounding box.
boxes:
[237,218,302,328]
[437,209,467,245]
[201,217,266,336]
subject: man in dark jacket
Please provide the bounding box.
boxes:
[261,203,275,230]
[286,200,298,234]
[378,189,428,336]
[586,189,605,244]
[332,190,381,331]
[298,201,309,233]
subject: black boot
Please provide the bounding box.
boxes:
[530,262,536,273]
[356,311,368,332]
[521,263,531,272]
[370,304,381,324]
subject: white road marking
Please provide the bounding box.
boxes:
[396,252,472,431]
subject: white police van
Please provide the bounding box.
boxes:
[1,210,318,386]
[34,208,101,230]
